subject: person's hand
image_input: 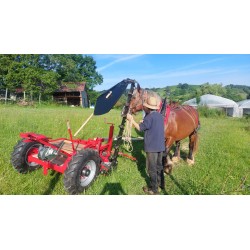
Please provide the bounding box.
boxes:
[126,113,133,121]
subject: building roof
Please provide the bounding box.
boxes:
[183,97,197,106]
[183,94,244,117]
[199,94,237,107]
[237,99,250,108]
[55,82,86,92]
[183,94,238,107]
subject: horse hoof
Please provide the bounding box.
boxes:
[164,166,172,175]
[186,158,194,165]
[166,159,173,167]
[172,156,179,163]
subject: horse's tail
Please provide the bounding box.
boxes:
[196,110,201,130]
[191,106,200,130]
[193,111,200,154]
[190,110,200,155]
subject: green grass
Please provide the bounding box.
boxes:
[0,104,250,195]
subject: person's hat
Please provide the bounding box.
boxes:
[143,96,159,110]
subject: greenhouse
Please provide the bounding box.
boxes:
[237,99,250,115]
[182,97,197,107]
[183,94,243,117]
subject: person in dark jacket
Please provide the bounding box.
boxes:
[127,96,165,195]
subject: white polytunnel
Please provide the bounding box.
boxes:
[183,94,244,117]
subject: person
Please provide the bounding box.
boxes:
[127,96,165,195]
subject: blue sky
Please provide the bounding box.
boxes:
[90,54,250,91]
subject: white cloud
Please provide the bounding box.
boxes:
[133,68,221,82]
[97,54,144,72]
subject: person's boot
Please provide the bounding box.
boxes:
[143,186,159,195]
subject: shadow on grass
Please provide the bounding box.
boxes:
[43,171,61,195]
[130,140,151,187]
[170,144,189,161]
[168,174,189,195]
[127,130,191,195]
[100,182,127,195]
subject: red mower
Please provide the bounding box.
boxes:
[10,79,138,194]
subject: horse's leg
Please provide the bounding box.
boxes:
[187,132,198,165]
[163,138,175,174]
[172,140,180,163]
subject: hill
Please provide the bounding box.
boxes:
[149,83,250,103]
[95,83,250,109]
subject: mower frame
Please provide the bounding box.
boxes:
[19,122,114,176]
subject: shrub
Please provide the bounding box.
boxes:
[198,106,226,118]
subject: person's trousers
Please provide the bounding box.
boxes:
[146,152,165,193]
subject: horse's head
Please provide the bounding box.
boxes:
[129,84,162,114]
[129,84,144,114]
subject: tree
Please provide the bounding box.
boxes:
[200,82,227,96]
[0,54,103,99]
[1,55,60,97]
[200,82,211,95]
[45,55,103,89]
[87,89,100,106]
[0,54,17,89]
[177,83,189,90]
[210,83,226,96]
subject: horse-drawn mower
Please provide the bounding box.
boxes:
[10,79,138,194]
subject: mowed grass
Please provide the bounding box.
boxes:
[0,104,250,195]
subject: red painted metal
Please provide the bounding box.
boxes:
[21,123,119,175]
[67,120,75,152]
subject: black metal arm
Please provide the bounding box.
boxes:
[110,79,136,166]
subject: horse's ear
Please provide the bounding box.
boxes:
[137,83,141,93]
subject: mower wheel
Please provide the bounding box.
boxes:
[11,139,42,173]
[64,148,100,194]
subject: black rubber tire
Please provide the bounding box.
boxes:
[11,139,42,173]
[63,149,100,194]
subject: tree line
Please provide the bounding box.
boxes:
[1,55,249,106]
[111,82,250,109]
[152,82,250,103]
[0,54,103,101]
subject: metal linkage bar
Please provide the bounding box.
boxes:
[110,79,136,166]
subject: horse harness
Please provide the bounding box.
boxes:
[132,89,199,131]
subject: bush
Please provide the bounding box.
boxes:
[198,106,226,118]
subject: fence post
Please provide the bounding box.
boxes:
[5,88,8,104]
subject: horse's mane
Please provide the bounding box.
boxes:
[143,89,185,111]
[143,89,162,104]
[144,89,181,107]
[168,101,181,108]
[144,89,160,98]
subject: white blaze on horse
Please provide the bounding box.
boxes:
[129,85,200,174]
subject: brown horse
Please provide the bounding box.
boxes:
[129,86,200,173]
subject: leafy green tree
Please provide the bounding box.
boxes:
[46,55,103,89]
[0,54,17,89]
[200,82,211,95]
[2,56,59,97]
[87,89,100,106]
[195,88,202,104]
[210,83,226,96]
[178,83,189,90]
[0,54,103,100]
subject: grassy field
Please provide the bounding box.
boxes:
[0,104,250,195]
